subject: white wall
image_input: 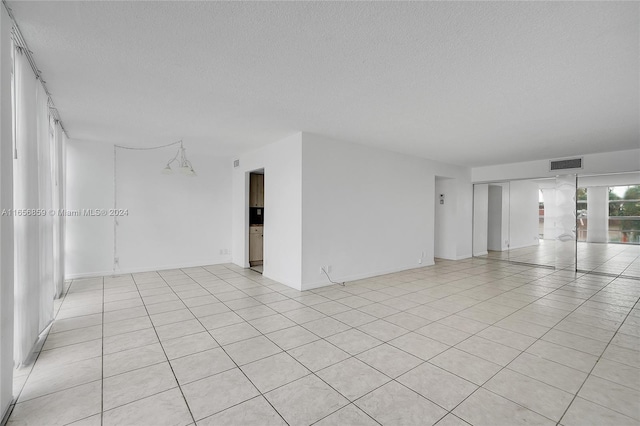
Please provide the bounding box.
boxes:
[435,177,456,259]
[508,180,540,250]
[116,147,231,273]
[586,186,608,243]
[300,133,471,289]
[472,149,640,182]
[232,133,472,290]
[578,172,640,188]
[301,135,433,288]
[473,184,488,256]
[66,139,232,277]
[454,173,473,260]
[66,141,114,276]
[541,188,559,240]
[433,163,473,261]
[232,133,302,289]
[0,5,14,420]
[69,130,472,291]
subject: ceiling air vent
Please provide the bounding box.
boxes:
[550,157,583,171]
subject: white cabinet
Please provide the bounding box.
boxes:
[249,225,263,265]
[250,174,264,207]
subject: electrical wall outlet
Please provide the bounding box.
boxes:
[418,259,422,264]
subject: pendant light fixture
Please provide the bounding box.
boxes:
[112,139,197,275]
[162,140,196,176]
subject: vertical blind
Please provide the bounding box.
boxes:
[12,44,65,366]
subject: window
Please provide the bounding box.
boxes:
[608,185,640,244]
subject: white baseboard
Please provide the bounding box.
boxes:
[65,257,232,280]
[508,242,540,251]
[301,261,436,291]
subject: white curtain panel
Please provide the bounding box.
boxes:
[13,47,41,365]
[52,119,65,298]
[36,82,54,330]
[12,46,55,366]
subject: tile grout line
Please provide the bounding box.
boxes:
[178,266,293,426]
[187,261,542,424]
[12,258,638,425]
[16,260,542,421]
[148,267,291,424]
[9,278,103,426]
[196,266,364,424]
[9,276,75,410]
[414,267,611,424]
[205,260,571,423]
[172,266,385,425]
[444,269,636,424]
[128,272,199,425]
[556,290,640,424]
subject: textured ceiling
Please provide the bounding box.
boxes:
[7,1,639,167]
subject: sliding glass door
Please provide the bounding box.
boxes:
[473,175,577,271]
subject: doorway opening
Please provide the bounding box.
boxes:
[248,169,264,274]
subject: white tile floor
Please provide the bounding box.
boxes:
[485,240,640,278]
[7,258,640,426]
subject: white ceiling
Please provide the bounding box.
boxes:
[7,1,639,167]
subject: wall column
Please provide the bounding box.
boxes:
[586,186,609,243]
[541,188,558,240]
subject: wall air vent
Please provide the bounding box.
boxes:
[550,157,583,171]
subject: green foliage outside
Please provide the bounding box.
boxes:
[609,186,640,217]
[609,185,640,238]
[577,188,587,201]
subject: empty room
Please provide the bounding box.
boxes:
[0,1,639,426]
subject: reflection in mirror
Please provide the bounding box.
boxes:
[474,172,640,277]
[472,182,511,261]
[473,176,574,270]
[577,173,640,278]
[554,175,577,271]
[507,179,549,266]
